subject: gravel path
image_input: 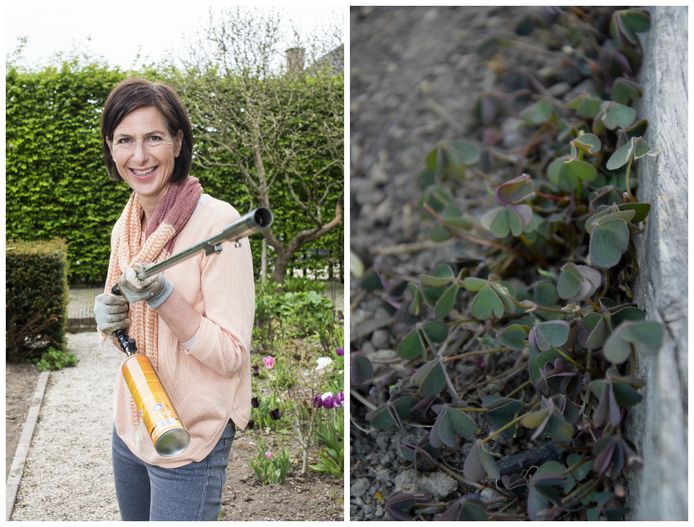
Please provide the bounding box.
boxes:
[11,332,122,521]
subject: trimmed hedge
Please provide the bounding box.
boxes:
[7,239,69,363]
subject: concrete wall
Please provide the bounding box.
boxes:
[628,6,688,520]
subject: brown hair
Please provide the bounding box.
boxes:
[101,78,193,182]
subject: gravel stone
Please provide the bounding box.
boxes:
[351,477,371,498]
[371,329,391,349]
[394,468,418,493]
[419,471,459,499]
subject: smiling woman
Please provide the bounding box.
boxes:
[94,78,256,521]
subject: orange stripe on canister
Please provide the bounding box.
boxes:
[122,354,190,457]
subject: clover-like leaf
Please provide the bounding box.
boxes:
[481,206,525,238]
[385,492,419,521]
[520,98,554,126]
[589,218,629,269]
[495,173,534,205]
[396,328,424,359]
[557,262,602,301]
[571,133,602,156]
[602,320,663,364]
[498,324,528,351]
[590,379,622,427]
[562,158,597,183]
[483,396,523,438]
[470,285,505,320]
[611,78,642,106]
[463,441,500,482]
[569,94,602,119]
[430,405,477,448]
[435,498,488,521]
[605,138,634,170]
[366,396,416,430]
[419,264,455,287]
[434,283,459,319]
[601,101,637,130]
[413,358,447,397]
[531,320,570,352]
[462,276,486,292]
[351,353,374,386]
[527,461,567,521]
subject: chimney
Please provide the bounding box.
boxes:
[285,47,305,73]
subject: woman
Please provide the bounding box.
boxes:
[93,78,255,521]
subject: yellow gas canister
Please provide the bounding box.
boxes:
[121,354,190,457]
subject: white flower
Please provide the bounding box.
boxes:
[316,357,333,371]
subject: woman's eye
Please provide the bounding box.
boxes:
[147,135,162,142]
[117,137,131,144]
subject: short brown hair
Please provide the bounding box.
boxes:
[101,78,193,182]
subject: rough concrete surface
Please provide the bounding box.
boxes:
[629,6,688,521]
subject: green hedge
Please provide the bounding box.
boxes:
[7,239,69,363]
[7,60,342,285]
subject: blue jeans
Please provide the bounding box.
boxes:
[112,421,235,521]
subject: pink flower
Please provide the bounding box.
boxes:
[263,356,275,369]
[264,451,273,460]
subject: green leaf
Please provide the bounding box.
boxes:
[561,158,597,183]
[521,408,550,429]
[471,285,505,320]
[413,358,447,396]
[496,173,534,204]
[556,263,583,300]
[612,381,643,407]
[621,320,664,354]
[449,407,477,440]
[420,264,455,287]
[632,137,656,160]
[602,102,637,130]
[586,314,609,350]
[396,328,424,359]
[570,95,602,119]
[533,320,570,352]
[547,412,574,441]
[422,321,449,343]
[589,218,629,269]
[606,138,634,170]
[572,133,602,155]
[432,406,476,447]
[448,140,481,166]
[462,277,487,292]
[611,78,642,105]
[618,202,651,223]
[520,98,553,126]
[498,324,528,351]
[366,396,416,429]
[435,283,459,319]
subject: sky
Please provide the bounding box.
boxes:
[4,2,344,71]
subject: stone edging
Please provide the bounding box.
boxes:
[6,371,50,521]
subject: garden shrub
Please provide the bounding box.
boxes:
[7,238,69,363]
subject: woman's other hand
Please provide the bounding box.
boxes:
[118,263,174,308]
[94,293,130,334]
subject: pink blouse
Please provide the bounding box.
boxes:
[108,194,255,468]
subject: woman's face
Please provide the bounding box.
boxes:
[108,106,182,205]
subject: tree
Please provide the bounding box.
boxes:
[173,7,344,282]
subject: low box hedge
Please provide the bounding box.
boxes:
[6,239,69,363]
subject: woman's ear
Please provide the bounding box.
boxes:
[174,130,183,158]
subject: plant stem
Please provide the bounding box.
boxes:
[505,379,532,399]
[480,412,528,444]
[350,389,377,411]
[443,346,515,363]
[624,157,634,201]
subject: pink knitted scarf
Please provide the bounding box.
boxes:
[105,176,202,425]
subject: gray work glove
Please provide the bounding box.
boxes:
[94,293,130,334]
[118,263,174,309]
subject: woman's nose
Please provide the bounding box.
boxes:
[132,141,149,163]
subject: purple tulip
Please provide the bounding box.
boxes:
[336,347,344,357]
[335,391,344,407]
[313,395,323,408]
[251,396,260,408]
[322,394,335,409]
[269,408,282,420]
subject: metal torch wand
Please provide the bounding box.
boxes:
[111,207,272,456]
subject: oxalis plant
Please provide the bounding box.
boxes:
[351,8,663,521]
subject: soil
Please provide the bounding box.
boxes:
[6,363,40,479]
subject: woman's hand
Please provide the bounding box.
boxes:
[94,293,130,334]
[118,263,174,309]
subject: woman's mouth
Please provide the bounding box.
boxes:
[130,166,157,178]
